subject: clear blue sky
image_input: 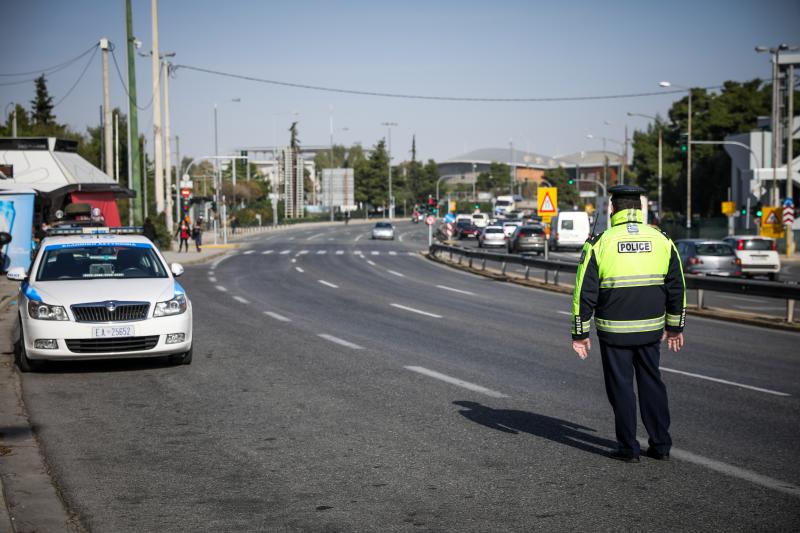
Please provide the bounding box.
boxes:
[1,0,798,164]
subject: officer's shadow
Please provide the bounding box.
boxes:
[453,401,616,458]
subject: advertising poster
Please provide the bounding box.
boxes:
[0,191,35,272]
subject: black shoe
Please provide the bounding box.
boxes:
[645,448,670,461]
[609,450,640,463]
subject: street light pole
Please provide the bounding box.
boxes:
[381,122,397,219]
[660,81,693,230]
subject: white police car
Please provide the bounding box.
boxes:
[6,227,192,371]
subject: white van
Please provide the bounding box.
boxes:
[550,211,591,251]
[472,213,489,228]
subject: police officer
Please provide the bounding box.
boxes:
[571,185,686,463]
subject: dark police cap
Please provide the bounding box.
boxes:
[608,184,646,197]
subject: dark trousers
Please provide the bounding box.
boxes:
[599,341,672,457]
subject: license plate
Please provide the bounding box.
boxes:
[92,326,135,338]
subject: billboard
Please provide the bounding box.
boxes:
[321,168,356,211]
[0,191,35,272]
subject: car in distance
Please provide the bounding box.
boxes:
[508,225,546,254]
[502,220,523,238]
[371,222,395,240]
[549,211,591,251]
[722,235,781,281]
[6,227,193,372]
[455,220,480,239]
[675,239,741,277]
[478,225,507,248]
[471,213,489,228]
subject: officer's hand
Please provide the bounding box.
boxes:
[662,331,684,353]
[572,338,591,360]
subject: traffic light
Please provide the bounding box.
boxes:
[740,208,747,216]
[752,202,763,218]
[432,207,438,215]
[679,133,688,153]
[567,177,574,185]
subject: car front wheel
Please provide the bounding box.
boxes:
[15,320,42,372]
[170,346,193,366]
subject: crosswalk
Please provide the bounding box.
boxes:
[244,249,419,257]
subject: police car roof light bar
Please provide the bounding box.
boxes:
[47,226,144,236]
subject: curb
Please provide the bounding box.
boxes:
[425,252,800,332]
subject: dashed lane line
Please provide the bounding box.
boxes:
[390,303,442,319]
[307,233,324,241]
[215,285,227,292]
[295,267,305,273]
[556,310,571,315]
[436,285,475,296]
[404,366,508,398]
[355,234,364,242]
[371,251,380,255]
[208,276,217,283]
[280,250,291,255]
[367,260,377,266]
[264,311,291,322]
[388,270,405,277]
[318,280,339,288]
[296,250,309,256]
[660,367,790,397]
[336,250,344,255]
[389,251,397,256]
[318,334,363,350]
[316,250,327,255]
[243,250,255,255]
[233,296,250,304]
[261,250,274,255]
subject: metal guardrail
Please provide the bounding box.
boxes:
[429,243,799,322]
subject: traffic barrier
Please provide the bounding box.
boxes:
[429,243,799,323]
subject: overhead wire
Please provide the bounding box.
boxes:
[110,43,156,111]
[53,45,99,108]
[0,43,98,77]
[171,63,717,103]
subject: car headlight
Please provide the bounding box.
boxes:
[28,300,69,321]
[154,294,187,317]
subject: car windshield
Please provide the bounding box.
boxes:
[496,200,511,207]
[742,239,773,251]
[485,227,504,234]
[36,243,168,281]
[374,223,392,228]
[695,243,735,256]
[518,227,544,236]
[561,220,574,230]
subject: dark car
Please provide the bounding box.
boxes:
[508,225,546,254]
[675,239,741,277]
[455,221,480,239]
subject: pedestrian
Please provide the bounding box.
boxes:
[192,218,203,252]
[175,219,190,253]
[231,215,239,235]
[344,211,350,225]
[142,217,157,243]
[570,185,686,463]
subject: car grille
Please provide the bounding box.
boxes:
[71,302,150,323]
[65,336,159,353]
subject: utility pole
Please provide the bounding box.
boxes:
[621,124,628,185]
[100,37,113,177]
[125,0,142,224]
[150,0,164,215]
[162,59,174,233]
[142,137,148,218]
[174,135,181,225]
[330,107,334,222]
[114,111,119,181]
[786,64,795,256]
[381,122,397,218]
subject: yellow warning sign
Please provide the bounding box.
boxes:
[760,207,785,238]
[538,187,557,214]
[721,201,736,216]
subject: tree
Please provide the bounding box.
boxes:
[30,75,55,126]
[355,139,389,209]
[543,166,579,209]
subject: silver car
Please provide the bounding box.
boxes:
[371,222,395,240]
[478,226,507,248]
[675,239,742,277]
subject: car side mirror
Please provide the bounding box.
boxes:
[0,232,11,246]
[6,267,27,281]
[170,263,184,277]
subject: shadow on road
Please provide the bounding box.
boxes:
[30,356,177,374]
[453,401,615,458]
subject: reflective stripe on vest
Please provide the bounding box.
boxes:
[595,315,665,332]
[599,274,665,289]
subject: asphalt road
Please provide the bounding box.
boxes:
[18,221,800,531]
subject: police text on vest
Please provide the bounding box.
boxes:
[618,241,652,253]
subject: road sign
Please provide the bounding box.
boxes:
[760,207,785,238]
[784,205,795,225]
[425,215,435,226]
[446,222,454,239]
[444,212,456,223]
[721,201,736,216]
[180,187,191,199]
[538,187,557,223]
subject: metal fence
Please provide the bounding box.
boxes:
[429,243,799,323]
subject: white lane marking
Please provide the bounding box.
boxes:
[233,296,250,304]
[660,367,790,397]
[390,303,442,318]
[371,251,380,255]
[210,253,235,269]
[389,251,397,256]
[336,250,344,255]
[367,260,377,266]
[316,250,327,255]
[405,366,508,398]
[291,258,297,264]
[355,234,363,242]
[280,250,291,255]
[264,311,291,322]
[354,250,363,256]
[215,285,227,292]
[297,250,309,255]
[635,438,800,499]
[295,267,304,273]
[307,233,324,241]
[318,334,363,350]
[407,252,417,256]
[436,285,475,296]
[388,270,405,277]
[318,280,339,288]
[261,250,274,255]
[557,310,571,315]
[399,233,407,242]
[208,276,217,283]
[243,250,255,255]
